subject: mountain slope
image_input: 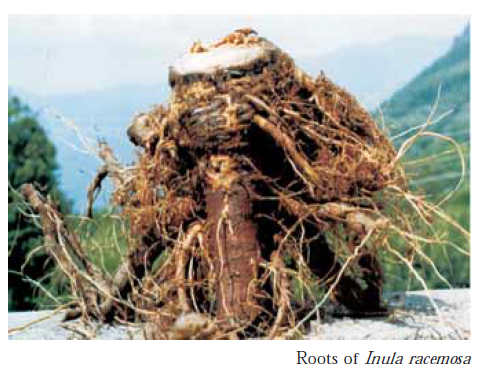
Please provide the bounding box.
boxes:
[377,25,470,290]
[380,25,469,187]
[300,36,452,110]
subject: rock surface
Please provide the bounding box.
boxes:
[307,289,470,340]
[8,289,469,340]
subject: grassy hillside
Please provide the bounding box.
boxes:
[377,25,470,291]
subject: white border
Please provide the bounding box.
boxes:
[3,2,479,370]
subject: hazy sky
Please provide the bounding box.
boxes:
[8,14,469,96]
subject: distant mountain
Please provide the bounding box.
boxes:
[9,34,454,211]
[299,36,452,110]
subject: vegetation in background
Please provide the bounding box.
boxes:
[40,211,130,306]
[8,97,71,310]
[378,25,470,291]
[68,211,129,275]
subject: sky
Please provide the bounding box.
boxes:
[8,14,469,96]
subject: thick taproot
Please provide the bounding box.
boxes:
[205,156,260,323]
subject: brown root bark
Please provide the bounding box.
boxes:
[127,112,161,151]
[205,156,261,325]
[268,251,291,338]
[252,114,318,197]
[175,223,204,313]
[20,184,110,318]
[86,142,132,218]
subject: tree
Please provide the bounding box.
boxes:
[8,96,70,310]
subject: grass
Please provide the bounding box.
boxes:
[36,210,129,308]
[69,210,130,276]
